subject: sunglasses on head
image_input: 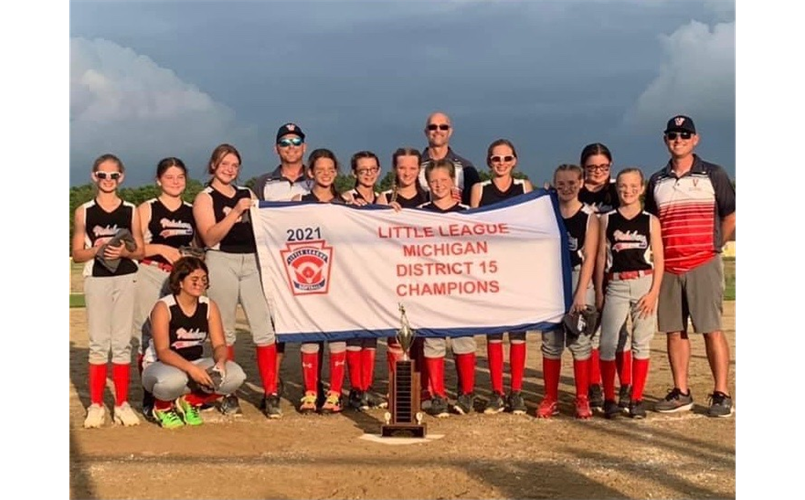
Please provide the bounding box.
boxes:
[278,137,303,147]
[490,155,514,163]
[427,124,450,131]
[96,172,121,180]
[665,131,693,140]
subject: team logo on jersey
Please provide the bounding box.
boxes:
[612,229,648,252]
[281,240,334,295]
[159,218,194,238]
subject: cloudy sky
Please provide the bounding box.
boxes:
[69,0,735,187]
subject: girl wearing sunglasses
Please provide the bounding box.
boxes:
[132,157,200,419]
[469,139,534,416]
[141,256,247,428]
[578,143,632,414]
[72,153,145,428]
[192,143,281,419]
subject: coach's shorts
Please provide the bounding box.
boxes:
[658,255,723,334]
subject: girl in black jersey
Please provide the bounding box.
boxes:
[192,144,281,419]
[142,257,247,428]
[341,151,386,411]
[578,143,630,410]
[341,150,381,206]
[537,165,600,420]
[379,147,430,209]
[470,139,533,415]
[378,147,431,407]
[134,157,199,418]
[594,168,664,419]
[291,149,349,414]
[71,153,145,428]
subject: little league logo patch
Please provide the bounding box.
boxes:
[281,240,334,295]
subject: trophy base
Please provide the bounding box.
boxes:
[381,423,428,438]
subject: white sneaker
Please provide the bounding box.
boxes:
[113,402,141,426]
[84,404,106,428]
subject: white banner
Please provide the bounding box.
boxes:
[252,190,572,342]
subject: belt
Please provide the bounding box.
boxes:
[141,259,173,273]
[607,269,653,281]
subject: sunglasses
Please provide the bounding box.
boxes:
[96,172,121,180]
[490,155,514,163]
[584,164,611,172]
[427,124,450,131]
[665,131,693,140]
[356,167,379,175]
[277,137,303,147]
[187,276,209,287]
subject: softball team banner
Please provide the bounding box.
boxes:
[253,190,572,343]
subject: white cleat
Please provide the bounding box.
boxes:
[113,402,141,426]
[83,404,106,429]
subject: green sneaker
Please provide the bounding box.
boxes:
[175,397,204,426]
[152,407,185,429]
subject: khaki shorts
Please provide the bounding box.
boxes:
[657,255,723,334]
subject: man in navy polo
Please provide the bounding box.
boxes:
[253,123,316,403]
[644,115,736,418]
[418,111,481,206]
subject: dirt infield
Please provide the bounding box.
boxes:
[69,303,735,500]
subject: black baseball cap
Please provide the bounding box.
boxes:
[664,115,696,134]
[276,123,305,142]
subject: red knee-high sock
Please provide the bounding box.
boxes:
[631,358,650,401]
[88,363,107,405]
[256,344,278,395]
[601,359,618,401]
[510,343,526,392]
[112,363,130,406]
[184,391,213,406]
[226,345,235,361]
[329,351,347,395]
[589,349,601,386]
[360,348,376,391]
[346,350,362,390]
[455,352,476,395]
[573,358,590,398]
[425,356,446,398]
[616,350,633,386]
[487,342,504,394]
[543,357,562,401]
[301,351,319,393]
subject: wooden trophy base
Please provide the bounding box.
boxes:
[381,359,427,438]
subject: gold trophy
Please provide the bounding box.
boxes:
[381,304,427,438]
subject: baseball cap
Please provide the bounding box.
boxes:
[276,123,305,143]
[664,115,696,134]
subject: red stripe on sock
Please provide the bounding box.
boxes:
[543,357,561,401]
[256,344,278,395]
[487,342,504,394]
[510,343,526,392]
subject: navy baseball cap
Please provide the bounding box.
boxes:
[664,115,696,134]
[276,123,305,142]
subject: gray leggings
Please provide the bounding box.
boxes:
[85,274,137,365]
[542,270,594,360]
[205,250,275,346]
[599,275,655,361]
[423,336,477,358]
[142,358,246,402]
